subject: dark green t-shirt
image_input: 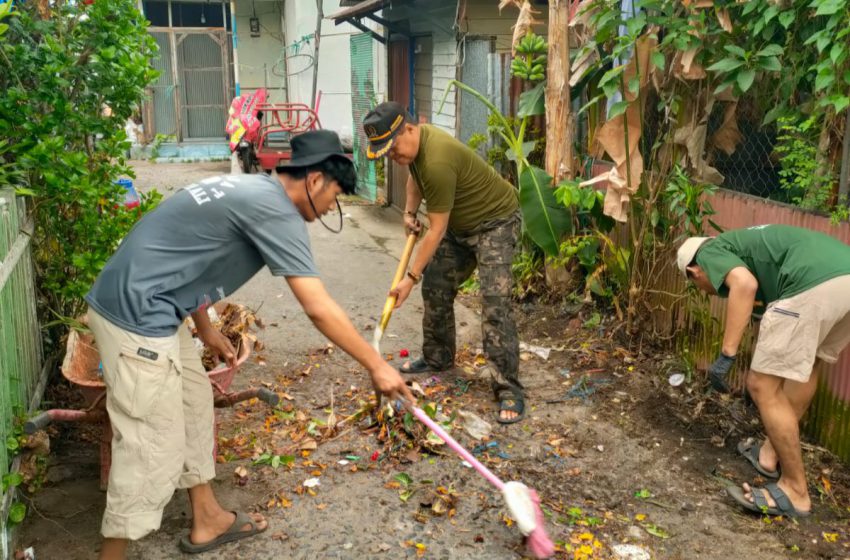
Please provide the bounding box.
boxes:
[695,224,850,305]
[409,124,518,233]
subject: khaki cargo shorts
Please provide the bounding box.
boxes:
[751,275,850,382]
[88,308,215,540]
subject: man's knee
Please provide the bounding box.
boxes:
[747,370,782,401]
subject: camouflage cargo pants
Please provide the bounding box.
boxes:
[421,212,521,394]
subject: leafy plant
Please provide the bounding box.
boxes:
[664,166,721,237]
[775,116,836,213]
[1,472,23,493]
[467,132,488,152]
[707,44,784,96]
[8,502,26,525]
[0,1,160,341]
[511,249,545,299]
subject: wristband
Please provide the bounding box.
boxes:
[406,270,422,284]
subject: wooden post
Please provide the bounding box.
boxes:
[310,0,324,110]
[545,0,575,183]
[839,107,850,203]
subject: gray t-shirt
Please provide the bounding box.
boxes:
[86,173,318,336]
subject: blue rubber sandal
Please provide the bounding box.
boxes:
[727,483,811,518]
[737,439,780,479]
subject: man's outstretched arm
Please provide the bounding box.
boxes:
[286,276,414,403]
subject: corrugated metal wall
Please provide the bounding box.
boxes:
[147,29,228,141]
[177,32,228,139]
[149,31,179,138]
[647,189,850,460]
[458,38,491,145]
[350,33,378,201]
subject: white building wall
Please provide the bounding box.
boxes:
[283,0,386,145]
[234,1,287,103]
[430,32,458,134]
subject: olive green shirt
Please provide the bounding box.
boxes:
[409,125,518,233]
[695,224,850,306]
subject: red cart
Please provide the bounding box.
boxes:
[240,102,322,173]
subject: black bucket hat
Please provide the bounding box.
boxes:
[362,101,413,160]
[277,130,353,170]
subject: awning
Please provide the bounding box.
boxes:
[328,0,388,21]
[327,0,409,43]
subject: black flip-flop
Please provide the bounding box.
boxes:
[399,357,435,375]
[737,439,780,479]
[727,483,811,518]
[178,511,268,554]
[496,388,526,424]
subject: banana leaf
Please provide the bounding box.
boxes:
[518,165,573,256]
[517,82,545,117]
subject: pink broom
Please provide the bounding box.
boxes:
[407,403,555,558]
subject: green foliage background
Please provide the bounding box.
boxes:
[0,1,160,342]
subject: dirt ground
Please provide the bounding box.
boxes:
[15,161,850,559]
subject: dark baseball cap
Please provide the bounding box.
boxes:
[362,101,413,160]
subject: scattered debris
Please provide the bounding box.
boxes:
[303,478,321,488]
[233,466,249,486]
[471,441,510,460]
[668,373,685,387]
[14,548,35,560]
[519,342,551,360]
[458,410,492,440]
[612,544,651,560]
[565,375,612,401]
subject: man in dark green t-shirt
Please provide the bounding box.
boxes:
[362,102,524,423]
[677,224,850,518]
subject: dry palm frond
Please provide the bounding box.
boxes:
[499,0,543,55]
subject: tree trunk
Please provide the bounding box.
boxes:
[545,0,575,183]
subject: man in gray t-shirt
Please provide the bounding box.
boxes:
[87,171,320,336]
[87,131,413,560]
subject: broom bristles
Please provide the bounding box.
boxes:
[526,489,555,559]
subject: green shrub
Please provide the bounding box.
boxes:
[0,1,160,340]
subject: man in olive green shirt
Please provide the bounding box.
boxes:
[363,102,524,423]
[678,224,850,518]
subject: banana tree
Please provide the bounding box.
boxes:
[437,32,571,256]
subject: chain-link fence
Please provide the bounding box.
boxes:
[705,98,783,200]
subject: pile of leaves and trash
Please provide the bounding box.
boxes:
[187,302,265,371]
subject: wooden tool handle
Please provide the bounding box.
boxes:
[379,233,418,331]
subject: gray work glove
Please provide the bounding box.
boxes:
[708,352,736,393]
